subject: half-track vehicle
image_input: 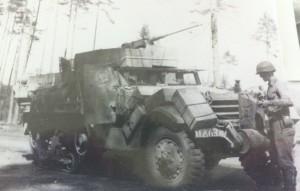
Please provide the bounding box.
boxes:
[14,29,281,188]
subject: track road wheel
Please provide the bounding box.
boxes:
[61,152,79,173]
[29,133,39,163]
[74,129,89,156]
[29,133,38,153]
[144,127,205,188]
[29,133,50,167]
[239,149,282,187]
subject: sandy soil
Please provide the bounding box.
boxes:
[0,123,299,191]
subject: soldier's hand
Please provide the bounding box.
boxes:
[257,92,265,100]
[257,100,271,108]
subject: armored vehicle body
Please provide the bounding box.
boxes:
[15,36,275,188]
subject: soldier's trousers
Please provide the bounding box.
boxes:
[269,118,297,191]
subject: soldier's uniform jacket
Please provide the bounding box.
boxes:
[266,77,293,117]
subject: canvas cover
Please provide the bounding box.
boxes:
[120,46,178,68]
[15,71,75,104]
[238,92,257,129]
[31,71,78,113]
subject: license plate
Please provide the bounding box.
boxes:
[195,128,226,138]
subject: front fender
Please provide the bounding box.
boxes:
[148,106,185,131]
[195,123,244,154]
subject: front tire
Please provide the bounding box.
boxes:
[144,127,205,188]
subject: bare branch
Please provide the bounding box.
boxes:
[190,9,211,15]
[101,8,114,24]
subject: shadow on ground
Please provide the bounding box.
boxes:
[0,158,255,191]
[0,125,256,190]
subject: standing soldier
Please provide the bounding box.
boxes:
[256,61,297,191]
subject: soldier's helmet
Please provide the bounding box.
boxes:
[256,61,276,74]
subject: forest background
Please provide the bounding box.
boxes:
[0,0,299,123]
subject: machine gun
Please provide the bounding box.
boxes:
[121,24,200,49]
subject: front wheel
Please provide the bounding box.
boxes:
[143,127,205,188]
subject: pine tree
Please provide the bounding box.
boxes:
[190,0,236,87]
[253,12,278,57]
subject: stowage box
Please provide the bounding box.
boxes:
[172,89,217,130]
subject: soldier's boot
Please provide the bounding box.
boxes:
[255,184,283,191]
[254,184,268,191]
[254,164,284,191]
[283,169,297,191]
[272,165,284,185]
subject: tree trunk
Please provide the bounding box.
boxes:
[64,0,73,58]
[7,5,29,124]
[23,0,42,74]
[93,3,100,50]
[211,12,220,87]
[50,2,59,74]
[0,13,16,87]
[7,26,23,124]
[70,3,78,58]
[12,104,19,124]
[0,12,11,73]
[7,90,15,123]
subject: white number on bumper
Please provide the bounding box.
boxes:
[195,128,226,138]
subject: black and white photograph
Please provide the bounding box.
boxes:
[0,0,300,190]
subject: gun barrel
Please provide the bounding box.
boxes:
[150,24,200,42]
[121,24,201,49]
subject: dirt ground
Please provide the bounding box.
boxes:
[0,123,300,191]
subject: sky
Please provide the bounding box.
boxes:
[0,0,295,89]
